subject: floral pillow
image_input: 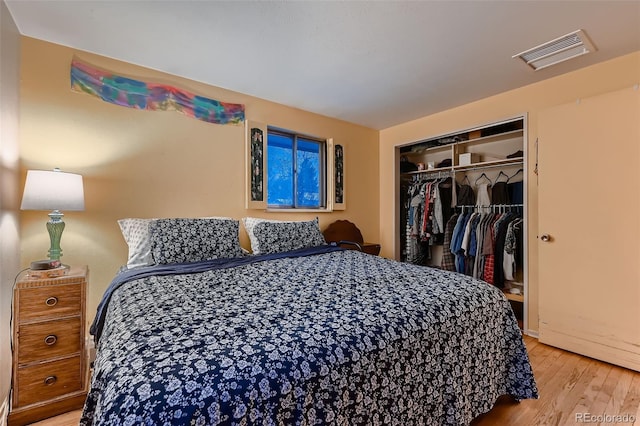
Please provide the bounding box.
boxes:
[251,218,326,255]
[149,218,243,264]
[242,217,284,255]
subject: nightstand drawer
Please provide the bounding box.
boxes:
[16,356,83,407]
[18,283,82,321]
[17,317,82,365]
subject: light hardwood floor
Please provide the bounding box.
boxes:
[30,336,640,426]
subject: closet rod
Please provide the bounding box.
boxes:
[410,169,455,175]
[411,170,453,181]
[457,204,524,207]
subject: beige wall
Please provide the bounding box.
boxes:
[0,0,21,418]
[379,51,640,335]
[19,37,380,326]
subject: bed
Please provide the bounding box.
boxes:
[81,217,537,425]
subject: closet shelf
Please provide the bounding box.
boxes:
[456,129,524,148]
[401,157,523,176]
[454,157,523,172]
[403,144,452,156]
[401,128,524,157]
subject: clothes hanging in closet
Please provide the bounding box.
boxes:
[503,217,524,281]
[475,183,491,207]
[441,213,459,271]
[491,181,510,204]
[447,207,523,288]
[491,171,510,204]
[403,176,456,264]
[457,183,475,206]
[508,181,524,204]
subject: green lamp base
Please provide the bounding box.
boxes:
[46,210,65,261]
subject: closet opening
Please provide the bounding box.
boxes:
[395,115,528,330]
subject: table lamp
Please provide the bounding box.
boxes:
[20,168,85,261]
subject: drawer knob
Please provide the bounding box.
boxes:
[45,296,58,307]
[44,375,57,386]
[44,334,58,346]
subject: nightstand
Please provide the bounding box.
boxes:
[322,219,381,256]
[8,265,89,426]
[334,241,381,255]
[357,243,381,256]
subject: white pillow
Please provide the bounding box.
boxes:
[118,218,156,269]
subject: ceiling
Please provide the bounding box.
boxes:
[5,0,640,130]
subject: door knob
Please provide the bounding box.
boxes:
[540,234,551,242]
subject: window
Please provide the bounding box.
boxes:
[267,129,326,209]
[245,121,340,211]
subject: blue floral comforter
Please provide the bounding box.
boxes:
[82,247,537,425]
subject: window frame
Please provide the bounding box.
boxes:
[266,128,328,210]
[245,120,338,212]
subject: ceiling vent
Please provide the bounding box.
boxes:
[513,29,596,71]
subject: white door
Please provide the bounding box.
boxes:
[538,86,640,371]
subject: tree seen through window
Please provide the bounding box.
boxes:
[267,130,324,209]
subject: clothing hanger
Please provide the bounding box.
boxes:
[495,171,509,183]
[475,172,492,186]
[434,174,448,185]
[507,169,523,183]
[439,175,453,186]
[462,175,471,186]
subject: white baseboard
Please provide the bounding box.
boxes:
[525,329,539,338]
[0,394,9,426]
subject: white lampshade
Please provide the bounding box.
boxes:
[21,169,85,211]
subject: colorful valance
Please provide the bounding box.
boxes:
[70,59,245,125]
